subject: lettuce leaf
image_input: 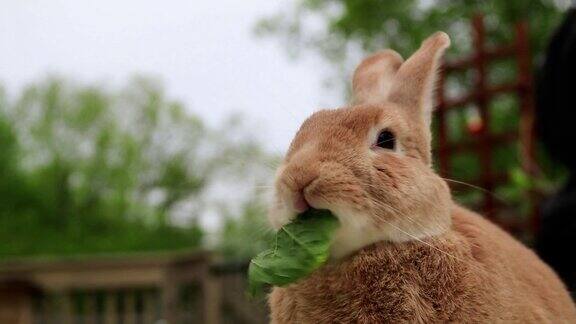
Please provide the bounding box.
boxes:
[247,209,339,296]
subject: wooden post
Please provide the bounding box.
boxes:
[472,14,495,219]
[142,290,157,324]
[162,267,179,324]
[515,20,539,235]
[0,282,38,324]
[85,292,97,324]
[59,291,73,324]
[125,291,137,324]
[515,21,536,175]
[104,291,118,324]
[203,272,221,324]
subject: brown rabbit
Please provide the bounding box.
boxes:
[267,32,576,323]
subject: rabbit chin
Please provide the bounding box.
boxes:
[329,207,451,259]
[269,204,451,259]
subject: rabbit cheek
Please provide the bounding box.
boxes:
[369,158,452,242]
[302,162,372,214]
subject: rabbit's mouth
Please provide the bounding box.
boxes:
[267,197,381,259]
[269,187,451,259]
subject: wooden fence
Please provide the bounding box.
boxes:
[0,252,267,324]
[435,14,538,238]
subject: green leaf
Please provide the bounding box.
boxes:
[247,209,339,296]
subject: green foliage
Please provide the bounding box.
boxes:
[257,0,568,62]
[0,78,264,259]
[248,209,339,296]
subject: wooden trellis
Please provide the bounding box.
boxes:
[435,14,538,237]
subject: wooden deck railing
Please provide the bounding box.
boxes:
[0,252,267,324]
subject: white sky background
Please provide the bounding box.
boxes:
[0,0,343,155]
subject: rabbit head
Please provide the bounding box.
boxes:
[269,32,453,258]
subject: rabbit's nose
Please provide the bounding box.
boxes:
[293,190,310,213]
[280,158,319,211]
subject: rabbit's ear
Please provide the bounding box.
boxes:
[352,50,404,104]
[388,32,450,124]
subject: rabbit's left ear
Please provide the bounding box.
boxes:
[388,32,450,124]
[352,50,404,104]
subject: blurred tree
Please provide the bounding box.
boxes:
[257,1,569,73]
[0,78,268,258]
[216,198,275,261]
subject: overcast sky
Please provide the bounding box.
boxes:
[0,0,343,155]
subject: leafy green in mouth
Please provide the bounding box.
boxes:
[247,209,339,296]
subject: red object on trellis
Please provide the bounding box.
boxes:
[435,14,538,237]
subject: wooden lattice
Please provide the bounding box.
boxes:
[435,14,538,238]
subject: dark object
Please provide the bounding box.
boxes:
[536,176,576,295]
[535,8,576,296]
[536,9,576,169]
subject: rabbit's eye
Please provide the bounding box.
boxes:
[376,130,395,150]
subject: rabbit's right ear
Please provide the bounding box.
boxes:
[387,32,450,124]
[352,50,404,104]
